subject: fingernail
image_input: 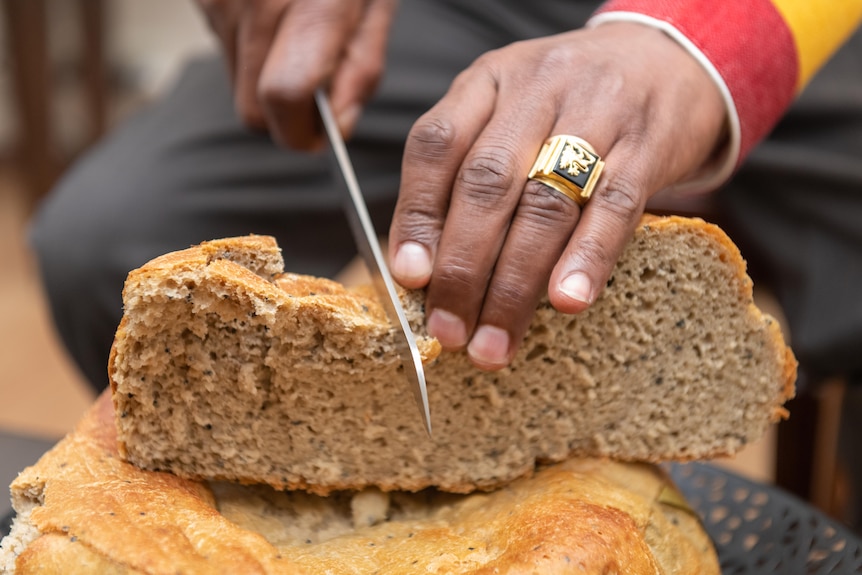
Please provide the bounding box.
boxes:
[560,272,593,304]
[392,242,432,286]
[428,309,468,349]
[467,325,510,369]
[337,104,361,137]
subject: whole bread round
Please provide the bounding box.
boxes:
[0,394,720,574]
[108,215,796,494]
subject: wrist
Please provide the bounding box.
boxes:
[587,19,730,192]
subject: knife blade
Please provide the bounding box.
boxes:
[314,89,432,437]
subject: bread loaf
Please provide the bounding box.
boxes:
[108,215,796,494]
[0,394,720,574]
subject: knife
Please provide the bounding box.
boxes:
[314,89,432,437]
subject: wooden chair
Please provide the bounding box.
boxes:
[3,0,107,209]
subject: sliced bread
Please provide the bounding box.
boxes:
[109,215,796,494]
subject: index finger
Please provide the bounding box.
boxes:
[258,0,363,149]
[389,67,497,289]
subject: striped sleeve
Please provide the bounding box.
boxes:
[588,0,862,191]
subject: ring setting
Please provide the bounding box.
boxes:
[528,135,604,206]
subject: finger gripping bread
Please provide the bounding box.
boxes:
[108,216,796,494]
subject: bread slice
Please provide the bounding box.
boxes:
[108,215,796,494]
[0,393,720,575]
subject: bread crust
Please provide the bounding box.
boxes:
[2,394,719,575]
[108,216,797,494]
[640,215,797,420]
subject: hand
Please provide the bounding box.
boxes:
[388,22,726,370]
[196,0,398,149]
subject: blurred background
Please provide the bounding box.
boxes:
[0,0,851,530]
[0,0,214,436]
[0,0,215,514]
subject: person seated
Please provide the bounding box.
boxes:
[28,0,862,528]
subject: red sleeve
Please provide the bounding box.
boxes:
[592,0,796,170]
[589,0,862,187]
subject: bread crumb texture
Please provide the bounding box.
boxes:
[107,217,796,494]
[0,394,720,574]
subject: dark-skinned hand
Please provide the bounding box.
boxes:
[196,0,398,149]
[195,5,727,371]
[388,22,727,371]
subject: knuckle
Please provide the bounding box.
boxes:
[406,115,459,161]
[491,277,535,310]
[483,270,547,332]
[534,44,595,87]
[519,181,575,225]
[594,172,644,223]
[471,49,501,71]
[258,76,301,108]
[573,234,614,271]
[392,204,443,243]
[535,44,571,71]
[457,147,517,205]
[434,258,479,292]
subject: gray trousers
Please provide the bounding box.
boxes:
[28,0,862,519]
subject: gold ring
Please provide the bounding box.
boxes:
[528,135,604,206]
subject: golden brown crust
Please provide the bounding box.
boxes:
[10,395,300,575]
[6,394,718,574]
[137,235,282,275]
[637,216,797,424]
[15,534,138,575]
